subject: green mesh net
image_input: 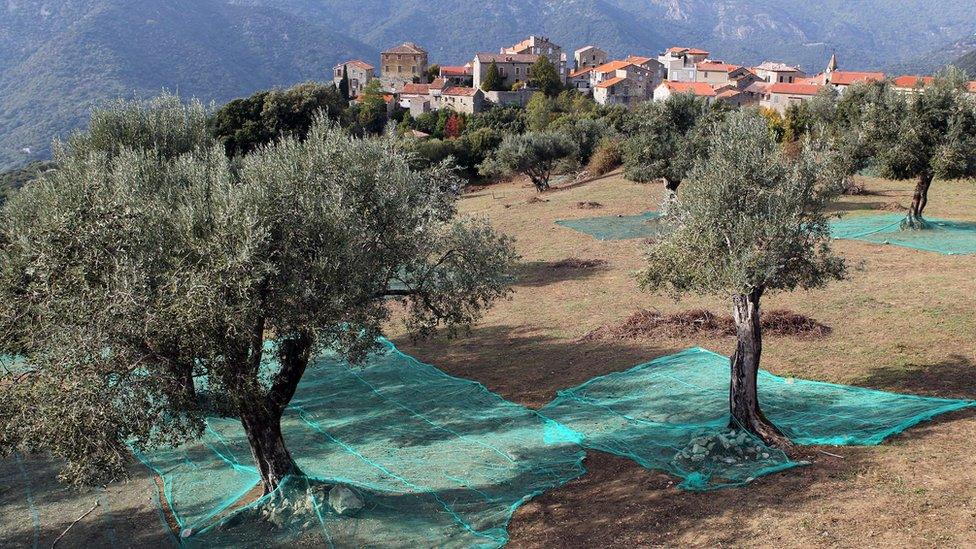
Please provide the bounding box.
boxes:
[134,339,585,547]
[555,211,661,241]
[539,348,975,491]
[830,214,976,255]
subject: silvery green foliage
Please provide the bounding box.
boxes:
[622,93,722,184]
[479,131,578,191]
[834,69,976,182]
[639,110,846,300]
[0,105,516,484]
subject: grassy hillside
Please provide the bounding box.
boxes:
[0,0,375,169]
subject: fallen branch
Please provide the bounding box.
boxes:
[52,501,99,548]
[817,449,844,459]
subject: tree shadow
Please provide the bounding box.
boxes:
[0,455,175,548]
[829,200,906,213]
[394,324,680,408]
[516,259,611,288]
[855,353,976,400]
[509,446,875,547]
[547,169,624,193]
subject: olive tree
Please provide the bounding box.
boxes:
[638,111,846,449]
[0,98,517,493]
[479,131,578,192]
[622,94,725,211]
[837,69,976,229]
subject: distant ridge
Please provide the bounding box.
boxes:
[0,0,375,169]
[4,0,976,169]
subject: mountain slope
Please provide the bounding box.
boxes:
[954,48,976,74]
[255,0,975,72]
[4,0,976,168]
[0,0,374,169]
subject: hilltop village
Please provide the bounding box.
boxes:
[332,36,976,117]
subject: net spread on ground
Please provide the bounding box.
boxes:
[5,344,973,547]
[830,214,976,255]
[555,211,662,241]
[133,339,586,547]
[538,348,975,491]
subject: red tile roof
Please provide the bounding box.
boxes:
[769,82,823,96]
[439,66,472,76]
[442,86,479,97]
[429,78,447,89]
[661,80,715,97]
[400,83,430,95]
[595,76,628,89]
[570,66,595,78]
[828,71,885,86]
[624,55,654,66]
[661,81,717,97]
[594,60,633,74]
[668,47,710,56]
[697,62,741,73]
[892,75,935,89]
[337,59,374,71]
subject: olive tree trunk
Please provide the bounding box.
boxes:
[237,332,314,494]
[240,405,299,493]
[729,288,793,451]
[904,172,933,230]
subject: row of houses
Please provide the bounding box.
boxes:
[331,38,976,119]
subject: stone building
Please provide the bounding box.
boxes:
[381,42,429,89]
[502,35,567,83]
[574,46,608,71]
[332,60,375,98]
[472,53,539,90]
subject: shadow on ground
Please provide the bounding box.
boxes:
[857,353,976,399]
[516,259,611,288]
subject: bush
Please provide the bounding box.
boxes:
[588,137,622,176]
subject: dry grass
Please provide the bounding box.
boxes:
[395,170,976,548]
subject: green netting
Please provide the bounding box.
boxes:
[555,211,661,241]
[134,338,585,547]
[539,348,975,491]
[830,214,976,255]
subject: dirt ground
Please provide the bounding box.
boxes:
[392,171,976,548]
[2,171,973,548]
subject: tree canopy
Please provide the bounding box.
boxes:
[622,93,725,188]
[0,96,517,492]
[209,82,347,157]
[480,61,505,92]
[529,55,563,98]
[479,131,578,192]
[639,110,846,448]
[828,69,976,228]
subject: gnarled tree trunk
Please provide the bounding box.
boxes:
[237,331,314,494]
[904,172,933,230]
[240,404,299,493]
[729,288,793,451]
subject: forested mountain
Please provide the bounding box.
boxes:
[3,0,975,169]
[955,50,976,75]
[0,0,373,169]
[247,0,976,70]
